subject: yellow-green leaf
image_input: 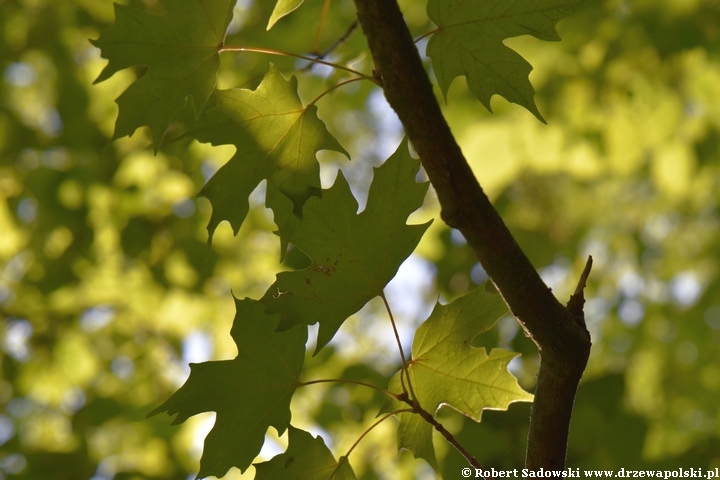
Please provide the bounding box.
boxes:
[268,0,305,30]
[192,64,348,252]
[384,286,533,468]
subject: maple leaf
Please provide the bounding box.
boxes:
[384,287,533,467]
[426,0,579,122]
[147,298,306,478]
[191,64,348,252]
[396,412,438,469]
[254,426,356,480]
[91,0,235,149]
[260,139,432,351]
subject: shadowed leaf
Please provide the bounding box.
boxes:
[91,0,235,148]
[254,426,356,480]
[426,0,579,122]
[260,139,431,351]
[148,298,306,478]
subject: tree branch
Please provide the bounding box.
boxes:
[409,397,487,477]
[352,0,592,472]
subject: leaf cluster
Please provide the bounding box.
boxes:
[89,0,569,476]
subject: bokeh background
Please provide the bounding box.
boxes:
[1,0,720,478]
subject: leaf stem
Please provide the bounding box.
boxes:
[414,28,439,44]
[306,77,366,107]
[325,409,412,479]
[348,409,411,458]
[219,45,375,81]
[298,378,401,400]
[399,395,488,478]
[380,293,415,399]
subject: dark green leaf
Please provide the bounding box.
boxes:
[91,0,235,148]
[426,0,579,122]
[260,139,432,351]
[148,298,307,478]
[254,426,356,480]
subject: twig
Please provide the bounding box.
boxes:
[347,410,410,459]
[396,395,488,479]
[566,255,593,323]
[299,378,401,400]
[303,20,360,73]
[220,45,372,80]
[380,292,413,398]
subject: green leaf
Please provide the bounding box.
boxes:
[396,412,438,469]
[147,298,306,478]
[260,139,432,351]
[192,64,348,252]
[91,0,234,149]
[426,0,579,122]
[254,426,356,480]
[268,0,305,30]
[385,286,532,467]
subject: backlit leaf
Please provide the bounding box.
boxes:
[147,298,306,478]
[384,287,533,467]
[91,0,235,148]
[192,64,348,252]
[268,0,306,30]
[426,0,579,122]
[396,412,438,469]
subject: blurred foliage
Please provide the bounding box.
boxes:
[1,0,720,478]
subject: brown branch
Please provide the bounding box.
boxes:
[352,0,592,473]
[395,392,487,478]
[567,255,594,321]
[413,400,487,478]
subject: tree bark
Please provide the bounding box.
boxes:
[353,0,592,472]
